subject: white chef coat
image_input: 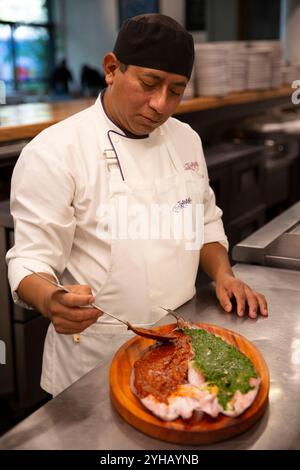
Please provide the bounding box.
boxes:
[6,93,228,395]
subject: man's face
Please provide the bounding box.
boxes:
[104,56,188,135]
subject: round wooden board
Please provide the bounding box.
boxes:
[109,323,269,445]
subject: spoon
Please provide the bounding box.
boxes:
[23,268,178,342]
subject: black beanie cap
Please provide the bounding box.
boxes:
[113,14,194,79]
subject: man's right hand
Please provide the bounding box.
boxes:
[18,274,102,334]
[43,284,102,334]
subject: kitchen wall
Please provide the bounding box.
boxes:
[160,0,185,22]
[206,0,238,41]
[53,0,300,88]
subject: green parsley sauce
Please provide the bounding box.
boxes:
[184,328,258,409]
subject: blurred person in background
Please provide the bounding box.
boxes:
[51,58,73,95]
[81,64,106,97]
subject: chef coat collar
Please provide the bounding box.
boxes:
[99,89,149,140]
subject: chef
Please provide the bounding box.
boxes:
[6,14,268,397]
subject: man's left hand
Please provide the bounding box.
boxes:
[215,273,268,319]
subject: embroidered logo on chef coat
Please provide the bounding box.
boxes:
[172,197,192,213]
[184,161,200,172]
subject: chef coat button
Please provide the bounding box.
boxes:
[113,136,119,143]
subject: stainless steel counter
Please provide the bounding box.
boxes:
[1,263,300,450]
[233,201,300,271]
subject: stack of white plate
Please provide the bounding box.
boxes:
[212,42,248,93]
[228,42,248,92]
[194,43,230,96]
[247,42,272,90]
[191,40,285,97]
[183,67,195,100]
[247,41,284,90]
[256,41,284,88]
[270,43,284,88]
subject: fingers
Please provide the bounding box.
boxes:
[64,284,93,295]
[218,279,247,317]
[58,290,95,309]
[53,304,101,322]
[217,276,268,319]
[234,286,268,318]
[230,285,268,319]
[52,316,98,334]
[51,304,103,333]
[216,287,233,313]
[256,292,268,317]
[233,285,247,317]
[244,287,259,319]
[52,286,100,318]
[47,284,103,329]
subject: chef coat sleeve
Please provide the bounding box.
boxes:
[193,132,229,251]
[6,143,76,309]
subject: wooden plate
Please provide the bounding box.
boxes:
[109,323,269,445]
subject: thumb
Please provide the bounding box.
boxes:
[216,287,232,312]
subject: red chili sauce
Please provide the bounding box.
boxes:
[133,332,192,403]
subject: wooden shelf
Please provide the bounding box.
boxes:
[0,86,293,143]
[176,86,293,115]
[0,99,94,143]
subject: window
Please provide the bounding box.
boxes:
[118,0,159,26]
[0,23,13,93]
[0,0,53,95]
